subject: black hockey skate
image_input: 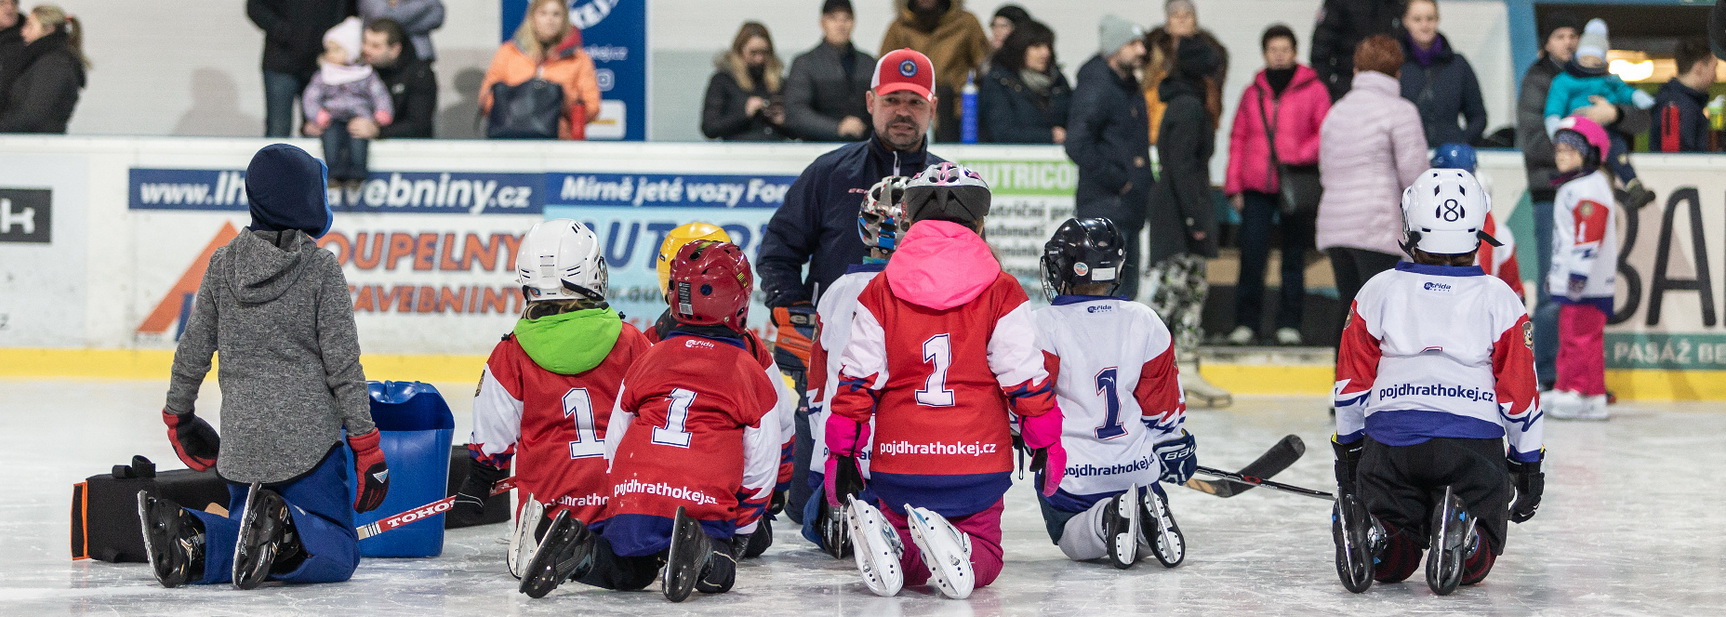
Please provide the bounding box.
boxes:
[518,510,596,599]
[232,485,303,590]
[1332,492,1381,593]
[1426,486,1477,596]
[1140,484,1185,568]
[137,491,206,588]
[818,496,853,559]
[694,538,739,595]
[663,506,711,602]
[739,515,772,559]
[1103,489,1139,569]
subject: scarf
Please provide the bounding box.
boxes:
[1019,69,1054,96]
[1264,67,1296,96]
[1409,35,1445,68]
[318,60,374,86]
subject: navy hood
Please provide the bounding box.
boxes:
[246,144,333,238]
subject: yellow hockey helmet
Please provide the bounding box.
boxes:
[656,222,731,293]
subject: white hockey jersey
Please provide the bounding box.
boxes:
[1033,296,1186,511]
[1547,169,1617,302]
[806,264,882,475]
[1333,263,1543,463]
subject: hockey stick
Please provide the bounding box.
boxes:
[1181,434,1306,498]
[356,477,517,539]
[1194,466,1335,501]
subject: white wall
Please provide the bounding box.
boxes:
[58,0,1513,148]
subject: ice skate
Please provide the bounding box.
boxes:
[818,496,853,559]
[1178,361,1233,408]
[845,495,904,597]
[739,515,772,559]
[507,495,546,580]
[663,506,710,602]
[1576,394,1610,420]
[136,491,205,588]
[1546,389,1585,419]
[1103,489,1140,569]
[1426,486,1477,596]
[694,539,739,595]
[518,509,595,599]
[1332,492,1381,593]
[232,485,302,590]
[1139,484,1185,568]
[1225,325,1254,345]
[905,505,974,600]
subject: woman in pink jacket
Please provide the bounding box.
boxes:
[1223,25,1331,347]
[1315,34,1428,344]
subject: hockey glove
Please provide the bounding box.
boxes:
[1019,405,1067,496]
[771,304,818,373]
[451,457,507,526]
[1332,433,1365,495]
[349,430,391,513]
[824,414,871,507]
[1153,430,1198,485]
[1508,459,1544,523]
[163,410,220,472]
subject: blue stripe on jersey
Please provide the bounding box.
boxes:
[1365,409,1506,446]
[870,470,1011,518]
[663,330,750,351]
[1393,262,1485,277]
[597,513,737,557]
[845,263,887,275]
[1041,484,1130,514]
[1050,294,1130,306]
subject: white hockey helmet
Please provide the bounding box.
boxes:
[515,219,608,302]
[1400,168,1502,256]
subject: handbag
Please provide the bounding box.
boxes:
[1256,86,1323,216]
[487,74,565,139]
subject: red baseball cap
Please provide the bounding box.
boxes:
[872,48,935,99]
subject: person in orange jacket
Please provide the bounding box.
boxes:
[480,0,601,139]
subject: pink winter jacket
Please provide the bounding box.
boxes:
[1224,65,1331,196]
[1315,71,1429,254]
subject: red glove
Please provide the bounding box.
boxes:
[824,413,871,507]
[349,430,390,513]
[163,410,220,472]
[1019,405,1067,497]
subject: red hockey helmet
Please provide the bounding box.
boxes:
[668,240,753,331]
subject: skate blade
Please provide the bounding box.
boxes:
[231,483,276,591]
[1333,496,1374,593]
[1426,487,1470,596]
[906,506,974,600]
[823,500,853,560]
[518,510,582,599]
[845,497,902,597]
[137,491,186,588]
[508,496,546,580]
[1143,487,1186,568]
[663,506,703,603]
[1106,491,1138,569]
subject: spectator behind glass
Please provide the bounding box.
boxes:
[357,0,444,62]
[702,21,790,142]
[1223,24,1331,347]
[1652,38,1716,152]
[1516,11,1581,391]
[879,0,991,143]
[1309,0,1404,101]
[1065,14,1150,300]
[988,4,1028,53]
[784,0,874,142]
[0,0,22,94]
[362,18,437,139]
[1143,0,1228,146]
[1316,35,1427,345]
[247,0,351,138]
[978,19,1068,144]
[0,3,86,134]
[480,0,601,140]
[302,17,392,188]
[1544,18,1656,209]
[1398,0,1486,147]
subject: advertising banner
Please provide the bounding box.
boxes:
[0,154,87,348]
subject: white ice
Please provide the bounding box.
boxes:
[4,379,1724,616]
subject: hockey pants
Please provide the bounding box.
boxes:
[186,447,360,585]
[1356,437,1509,584]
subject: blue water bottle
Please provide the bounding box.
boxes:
[960,70,978,144]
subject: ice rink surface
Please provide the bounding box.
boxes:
[4,379,1723,616]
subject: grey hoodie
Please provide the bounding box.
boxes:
[165,229,374,484]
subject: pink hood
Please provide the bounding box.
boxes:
[884,220,1000,310]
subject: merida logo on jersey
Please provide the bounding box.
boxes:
[1423,281,1453,292]
[684,339,715,350]
[1086,305,1113,313]
[1065,456,1153,478]
[1378,383,1495,403]
[876,440,998,457]
[555,493,606,508]
[612,479,719,505]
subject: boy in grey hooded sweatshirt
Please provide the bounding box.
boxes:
[138,143,390,590]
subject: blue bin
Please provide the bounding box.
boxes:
[347,381,455,558]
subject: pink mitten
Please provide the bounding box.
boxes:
[315,109,332,127]
[823,413,871,506]
[1019,404,1067,496]
[374,111,394,126]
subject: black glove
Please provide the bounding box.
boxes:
[1332,434,1364,494]
[451,458,508,526]
[163,410,220,472]
[769,489,787,516]
[1508,459,1544,524]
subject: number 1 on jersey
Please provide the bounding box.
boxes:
[1094,367,1126,440]
[562,388,605,459]
[652,388,696,448]
[916,334,955,407]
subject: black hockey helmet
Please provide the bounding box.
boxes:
[1040,217,1126,300]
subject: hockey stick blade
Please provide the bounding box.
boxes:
[1181,434,1306,498]
[356,477,518,539]
[1194,466,1334,501]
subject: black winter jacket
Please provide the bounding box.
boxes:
[1652,78,1709,153]
[1064,55,1154,215]
[0,31,84,133]
[758,137,944,307]
[783,41,874,142]
[1149,79,1218,263]
[1398,33,1486,148]
[1310,0,1405,100]
[247,0,353,79]
[978,64,1071,144]
[376,50,437,139]
[0,18,22,96]
[701,69,790,142]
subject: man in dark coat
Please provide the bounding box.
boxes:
[1064,14,1150,299]
[1309,0,1404,100]
[1651,38,1715,153]
[784,0,875,142]
[362,18,436,139]
[247,0,353,137]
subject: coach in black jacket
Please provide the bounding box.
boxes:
[1065,15,1151,299]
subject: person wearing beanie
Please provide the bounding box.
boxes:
[1141,0,1229,146]
[142,143,389,591]
[1515,9,1580,392]
[302,16,394,189]
[1064,14,1151,300]
[1543,18,1656,209]
[783,0,875,142]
